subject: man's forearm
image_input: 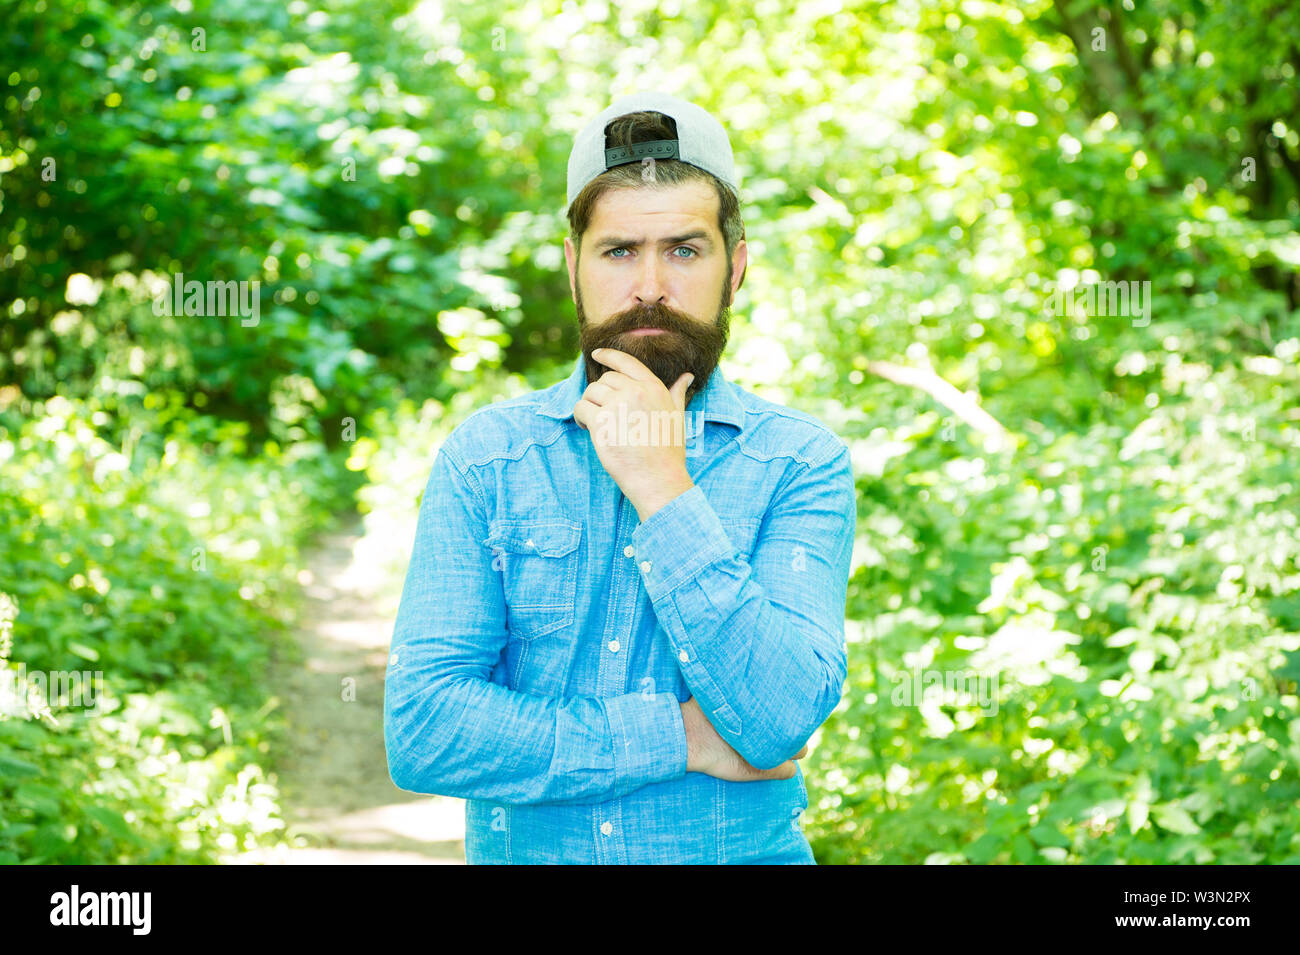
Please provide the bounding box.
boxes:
[679,696,808,781]
[384,663,689,806]
[681,698,703,773]
[632,453,856,771]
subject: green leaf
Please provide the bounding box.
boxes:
[68,642,101,662]
[85,805,135,840]
[0,755,41,779]
[15,784,62,817]
[1127,799,1150,834]
[1011,834,1037,863]
[1274,649,1300,684]
[963,831,1002,863]
[1151,804,1201,836]
[1029,824,1070,848]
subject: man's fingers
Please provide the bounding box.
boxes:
[669,372,694,410]
[581,380,616,406]
[573,398,599,429]
[590,347,654,382]
[794,745,808,760]
[593,369,634,388]
[743,759,797,781]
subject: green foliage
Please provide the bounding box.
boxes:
[0,391,352,862]
[2,0,1298,862]
[806,355,1300,863]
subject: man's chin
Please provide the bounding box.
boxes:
[611,345,689,383]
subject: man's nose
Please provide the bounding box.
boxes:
[633,255,666,305]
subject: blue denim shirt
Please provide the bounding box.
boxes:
[384,354,856,864]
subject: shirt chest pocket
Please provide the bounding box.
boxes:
[483,518,582,641]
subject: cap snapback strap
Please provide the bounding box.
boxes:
[604,139,680,169]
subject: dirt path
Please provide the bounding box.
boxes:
[237,514,466,864]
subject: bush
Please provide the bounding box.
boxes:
[0,391,352,862]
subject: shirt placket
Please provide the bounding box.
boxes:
[590,415,708,864]
[593,490,640,864]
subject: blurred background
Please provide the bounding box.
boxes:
[2,0,1298,864]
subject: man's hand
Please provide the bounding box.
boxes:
[573,348,695,522]
[679,696,809,782]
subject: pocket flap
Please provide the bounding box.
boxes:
[483,519,581,558]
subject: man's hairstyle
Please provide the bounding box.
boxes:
[566,110,746,288]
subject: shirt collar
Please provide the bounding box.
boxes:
[536,352,746,433]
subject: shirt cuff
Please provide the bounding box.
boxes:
[605,690,688,789]
[630,484,733,597]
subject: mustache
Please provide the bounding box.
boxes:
[605,302,696,333]
[577,291,730,404]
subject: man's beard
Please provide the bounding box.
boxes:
[576,273,731,406]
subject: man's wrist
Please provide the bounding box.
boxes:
[629,470,695,523]
[680,699,701,773]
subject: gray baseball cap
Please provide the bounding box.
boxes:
[565,92,740,209]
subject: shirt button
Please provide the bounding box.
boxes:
[525,539,534,548]
[607,640,620,653]
[639,560,652,574]
[600,821,613,836]
[623,544,635,558]
[678,650,689,664]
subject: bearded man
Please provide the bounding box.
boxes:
[385,92,857,865]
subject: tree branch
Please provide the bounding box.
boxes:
[865,361,1008,437]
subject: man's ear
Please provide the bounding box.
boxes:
[564,236,579,304]
[731,238,748,296]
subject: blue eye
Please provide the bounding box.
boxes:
[603,246,698,259]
